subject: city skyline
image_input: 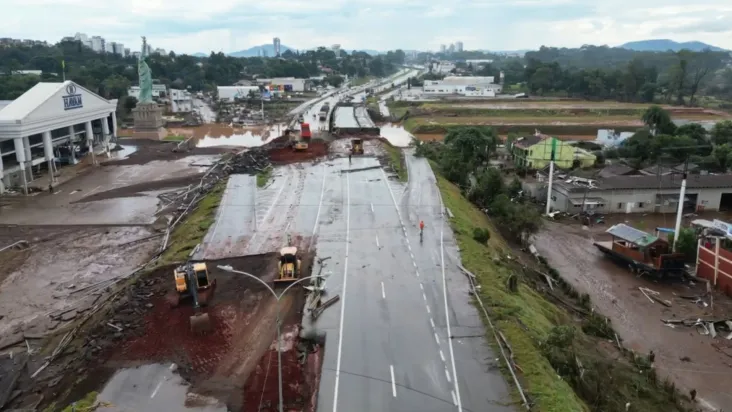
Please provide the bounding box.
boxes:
[1,0,730,55]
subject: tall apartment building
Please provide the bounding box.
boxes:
[124,48,130,57]
[109,42,125,55]
[90,36,105,53]
[448,43,455,53]
[440,44,446,53]
[455,41,463,52]
[273,37,281,56]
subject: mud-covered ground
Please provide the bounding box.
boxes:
[534,219,732,411]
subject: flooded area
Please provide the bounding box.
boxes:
[97,364,227,411]
[110,144,138,159]
[533,215,732,411]
[379,123,414,147]
[195,124,286,148]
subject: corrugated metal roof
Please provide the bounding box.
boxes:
[606,224,658,246]
[0,82,67,121]
[601,174,732,190]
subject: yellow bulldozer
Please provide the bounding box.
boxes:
[169,262,216,333]
[276,246,302,285]
[351,138,364,155]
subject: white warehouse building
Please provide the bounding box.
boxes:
[423,76,502,97]
[217,86,260,102]
[0,81,117,194]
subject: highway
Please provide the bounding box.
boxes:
[189,74,512,411]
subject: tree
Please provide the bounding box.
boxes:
[641,106,676,136]
[711,120,732,145]
[683,50,724,106]
[324,74,344,87]
[102,74,130,99]
[469,168,504,208]
[675,123,708,144]
[712,144,732,171]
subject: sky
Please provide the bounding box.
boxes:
[2,0,732,55]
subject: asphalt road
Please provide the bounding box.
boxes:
[315,153,512,412]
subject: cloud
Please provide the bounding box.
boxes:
[3,0,732,54]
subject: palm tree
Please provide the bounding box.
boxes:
[641,105,672,136]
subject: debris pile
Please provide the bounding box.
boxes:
[225,148,271,175]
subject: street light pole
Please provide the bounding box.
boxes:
[217,265,322,412]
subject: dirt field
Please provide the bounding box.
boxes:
[111,138,229,166]
[270,141,329,164]
[534,219,732,411]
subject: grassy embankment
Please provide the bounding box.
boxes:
[156,180,226,266]
[384,144,407,182]
[257,166,273,188]
[433,165,692,412]
[350,76,374,87]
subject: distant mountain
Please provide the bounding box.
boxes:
[619,39,728,52]
[227,44,294,58]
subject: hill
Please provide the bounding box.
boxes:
[620,39,727,52]
[228,44,294,57]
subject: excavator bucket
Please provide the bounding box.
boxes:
[190,312,212,334]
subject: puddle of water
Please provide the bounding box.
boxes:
[97,363,227,411]
[380,123,414,147]
[195,124,286,148]
[110,145,138,159]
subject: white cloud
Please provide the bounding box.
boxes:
[2,0,732,53]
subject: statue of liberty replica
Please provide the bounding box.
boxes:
[132,36,165,138]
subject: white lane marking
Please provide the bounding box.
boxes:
[412,261,417,267]
[308,164,327,252]
[169,363,176,370]
[426,305,431,314]
[53,190,62,195]
[430,318,435,329]
[437,177,463,411]
[370,202,374,213]
[248,168,289,253]
[410,253,414,260]
[150,381,163,398]
[445,368,452,383]
[285,221,291,232]
[407,244,411,252]
[419,283,424,290]
[439,350,446,362]
[451,390,458,406]
[381,282,386,299]
[434,332,439,344]
[415,271,420,277]
[375,235,380,248]
[390,365,397,397]
[332,170,351,412]
[422,292,427,301]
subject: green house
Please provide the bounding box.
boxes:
[512,135,596,169]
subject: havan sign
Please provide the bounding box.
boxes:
[62,84,83,110]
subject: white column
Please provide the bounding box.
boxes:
[22,136,32,182]
[68,126,77,164]
[42,131,56,184]
[85,120,96,165]
[111,111,118,141]
[101,115,111,156]
[14,138,28,195]
[0,151,4,195]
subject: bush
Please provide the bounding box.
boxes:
[472,227,490,243]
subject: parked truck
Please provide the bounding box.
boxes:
[318,103,330,121]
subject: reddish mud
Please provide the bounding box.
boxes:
[534,220,732,410]
[269,141,328,164]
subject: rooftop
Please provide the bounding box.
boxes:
[0,82,67,121]
[554,173,732,193]
[514,135,545,148]
[606,224,659,247]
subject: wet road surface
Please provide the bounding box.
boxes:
[97,363,227,411]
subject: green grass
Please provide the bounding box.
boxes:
[350,76,374,87]
[164,134,187,141]
[157,180,226,266]
[385,145,407,182]
[433,167,586,412]
[257,165,273,188]
[60,392,98,412]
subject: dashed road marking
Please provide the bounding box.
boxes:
[419,283,424,290]
[150,381,163,398]
[439,350,446,362]
[434,332,439,344]
[426,305,431,314]
[430,318,435,329]
[451,390,458,406]
[370,202,374,213]
[390,365,397,397]
[412,261,417,268]
[381,282,386,299]
[445,368,452,383]
[422,292,427,301]
[375,235,380,248]
[416,271,420,277]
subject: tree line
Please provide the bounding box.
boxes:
[0,40,405,100]
[415,126,541,244]
[436,46,732,105]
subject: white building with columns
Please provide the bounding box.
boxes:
[0,81,117,194]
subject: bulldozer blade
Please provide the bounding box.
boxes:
[190,313,212,334]
[274,277,297,287]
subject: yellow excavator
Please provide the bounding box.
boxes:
[169,262,216,333]
[351,138,364,155]
[276,246,302,285]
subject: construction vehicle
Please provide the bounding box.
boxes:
[351,138,364,155]
[169,262,216,333]
[276,246,302,285]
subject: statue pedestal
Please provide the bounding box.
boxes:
[132,103,166,139]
